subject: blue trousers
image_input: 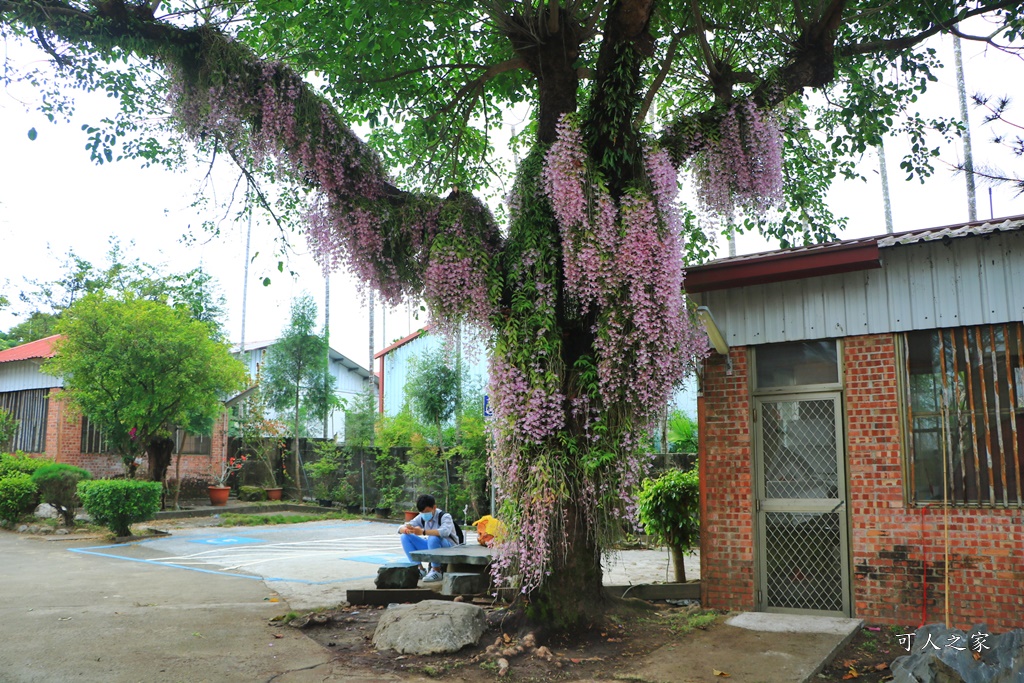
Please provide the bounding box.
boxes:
[401,533,452,568]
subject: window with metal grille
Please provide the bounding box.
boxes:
[903,324,1024,506]
[0,389,48,452]
[80,417,112,454]
[180,433,212,455]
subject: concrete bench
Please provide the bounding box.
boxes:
[409,545,493,596]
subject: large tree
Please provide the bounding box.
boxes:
[4,0,1022,628]
[43,293,247,471]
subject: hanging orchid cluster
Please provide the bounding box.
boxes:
[690,100,785,218]
[166,32,500,325]
[485,117,708,595]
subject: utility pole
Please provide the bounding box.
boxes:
[879,141,894,234]
[954,35,977,221]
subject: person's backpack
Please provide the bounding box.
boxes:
[438,509,465,545]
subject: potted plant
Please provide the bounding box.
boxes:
[209,454,248,505]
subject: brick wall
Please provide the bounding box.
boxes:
[19,389,226,484]
[700,333,1024,631]
[700,347,755,611]
[845,334,1024,631]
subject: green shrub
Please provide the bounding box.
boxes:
[30,464,92,527]
[637,466,700,582]
[238,485,267,502]
[77,479,162,537]
[0,473,38,524]
[0,452,53,478]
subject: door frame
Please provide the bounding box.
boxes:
[752,391,852,617]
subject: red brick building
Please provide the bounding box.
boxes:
[687,216,1024,631]
[0,335,228,482]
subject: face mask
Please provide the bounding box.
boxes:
[421,512,434,522]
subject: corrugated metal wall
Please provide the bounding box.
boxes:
[693,230,1024,347]
[381,333,489,416]
[0,360,63,391]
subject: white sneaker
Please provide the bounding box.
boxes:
[422,569,442,583]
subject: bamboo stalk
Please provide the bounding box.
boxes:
[1003,325,1019,507]
[963,328,983,501]
[975,327,996,506]
[990,326,1010,506]
[938,333,951,628]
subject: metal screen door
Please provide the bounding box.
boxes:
[754,394,849,616]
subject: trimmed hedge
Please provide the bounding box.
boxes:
[0,453,53,478]
[0,473,38,524]
[77,479,163,537]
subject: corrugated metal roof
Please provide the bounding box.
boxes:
[877,216,1024,247]
[0,335,61,364]
[686,214,1024,272]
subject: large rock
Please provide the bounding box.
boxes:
[374,563,420,589]
[33,504,58,519]
[372,600,487,654]
[891,624,1024,683]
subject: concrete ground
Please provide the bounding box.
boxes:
[0,505,859,683]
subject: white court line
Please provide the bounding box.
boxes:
[149,535,407,571]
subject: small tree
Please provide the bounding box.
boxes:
[44,293,247,472]
[637,467,700,583]
[30,463,92,527]
[235,371,288,488]
[262,295,339,498]
[405,348,461,508]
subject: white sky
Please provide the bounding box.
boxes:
[1,28,1023,370]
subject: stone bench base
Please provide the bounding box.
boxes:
[442,571,489,596]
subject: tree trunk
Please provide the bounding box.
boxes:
[528,497,605,629]
[147,436,174,509]
[294,388,303,499]
[670,544,687,583]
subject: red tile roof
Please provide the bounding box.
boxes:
[0,335,62,364]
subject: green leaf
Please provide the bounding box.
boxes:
[27,128,37,141]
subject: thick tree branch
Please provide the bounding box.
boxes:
[689,0,718,78]
[839,0,1023,56]
[634,29,683,126]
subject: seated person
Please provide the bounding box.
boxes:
[398,494,458,582]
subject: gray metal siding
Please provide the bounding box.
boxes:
[0,361,63,391]
[695,230,1024,347]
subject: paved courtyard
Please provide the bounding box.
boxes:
[69,518,698,609]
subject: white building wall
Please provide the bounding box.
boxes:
[236,342,371,441]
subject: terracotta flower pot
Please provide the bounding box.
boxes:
[264,487,283,501]
[404,510,418,522]
[208,486,230,506]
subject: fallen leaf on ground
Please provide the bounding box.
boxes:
[874,663,888,670]
[713,670,730,677]
[842,666,859,679]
